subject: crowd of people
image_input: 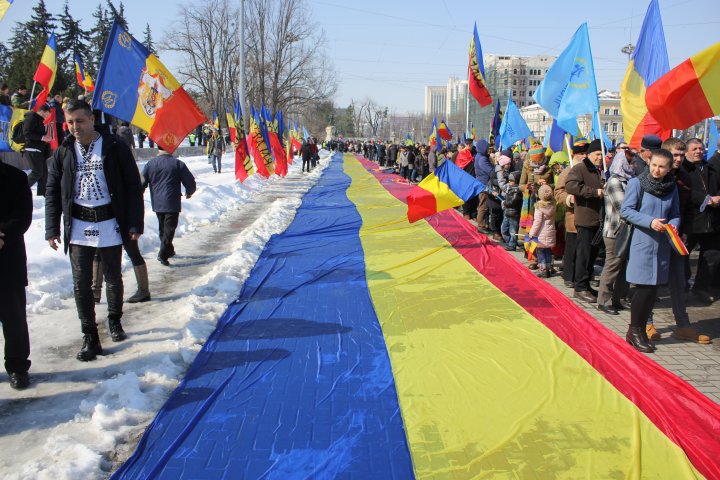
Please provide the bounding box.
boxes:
[351,133,720,353]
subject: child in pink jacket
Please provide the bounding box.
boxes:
[529,184,557,278]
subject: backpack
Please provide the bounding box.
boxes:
[9,117,25,152]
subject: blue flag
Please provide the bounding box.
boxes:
[303,126,310,140]
[548,119,566,153]
[708,119,718,160]
[498,97,532,149]
[0,104,13,152]
[591,113,612,151]
[533,23,599,134]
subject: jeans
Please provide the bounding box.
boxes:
[0,287,31,375]
[536,248,552,268]
[501,216,519,248]
[211,154,221,173]
[409,168,418,182]
[157,212,180,261]
[399,166,408,179]
[70,244,123,333]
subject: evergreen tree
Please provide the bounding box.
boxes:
[89,4,111,77]
[143,23,156,56]
[106,0,128,30]
[58,0,91,96]
[26,0,57,40]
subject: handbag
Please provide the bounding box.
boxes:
[614,188,644,260]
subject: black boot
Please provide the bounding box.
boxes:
[76,334,103,361]
[109,317,127,342]
[626,326,654,353]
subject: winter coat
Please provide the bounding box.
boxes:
[503,184,523,219]
[602,175,627,238]
[300,143,313,161]
[529,202,556,248]
[22,111,47,151]
[0,162,32,288]
[565,158,603,228]
[678,158,719,234]
[388,145,398,163]
[141,152,196,213]
[45,133,145,253]
[519,159,553,192]
[553,166,575,233]
[428,149,437,172]
[496,165,509,193]
[621,177,680,286]
[473,139,493,184]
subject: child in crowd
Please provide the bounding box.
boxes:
[528,184,557,278]
[501,170,523,251]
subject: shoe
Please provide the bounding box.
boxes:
[109,318,127,342]
[626,326,654,353]
[492,233,502,241]
[587,287,598,297]
[127,265,151,303]
[76,334,103,361]
[535,269,548,278]
[478,227,491,234]
[157,256,170,267]
[504,245,516,252]
[9,372,30,390]
[564,280,575,289]
[528,262,539,270]
[168,248,176,258]
[672,327,711,344]
[574,290,596,303]
[693,289,716,305]
[646,324,662,341]
[590,278,600,288]
[614,299,632,310]
[597,304,619,315]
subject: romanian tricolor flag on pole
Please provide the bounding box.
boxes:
[646,42,720,130]
[247,106,273,178]
[0,0,14,23]
[620,0,671,148]
[74,54,95,92]
[92,20,206,153]
[407,157,486,223]
[31,33,57,111]
[468,22,492,108]
[437,119,453,141]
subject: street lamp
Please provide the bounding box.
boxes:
[621,43,635,63]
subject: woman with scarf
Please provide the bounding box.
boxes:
[596,150,636,316]
[519,145,553,268]
[620,149,680,353]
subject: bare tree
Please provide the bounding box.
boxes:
[162,0,336,125]
[362,99,386,138]
[349,99,365,137]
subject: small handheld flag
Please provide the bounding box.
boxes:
[664,224,688,256]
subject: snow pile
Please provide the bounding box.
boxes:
[1,150,333,479]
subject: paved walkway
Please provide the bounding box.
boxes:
[495,237,720,405]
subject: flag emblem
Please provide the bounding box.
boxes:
[101,91,118,109]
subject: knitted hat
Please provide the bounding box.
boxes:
[586,139,602,154]
[572,139,589,154]
[538,184,553,201]
[640,134,662,150]
[548,151,569,168]
[528,145,545,162]
[498,155,512,167]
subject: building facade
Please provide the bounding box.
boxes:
[424,86,447,118]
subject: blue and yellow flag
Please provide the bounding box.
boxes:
[533,23,599,134]
[92,20,207,153]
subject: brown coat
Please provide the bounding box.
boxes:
[554,166,575,233]
[519,161,554,193]
[564,158,603,228]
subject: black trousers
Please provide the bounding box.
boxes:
[574,226,599,292]
[24,150,47,196]
[562,231,578,283]
[70,244,123,333]
[302,158,311,172]
[631,284,659,327]
[157,212,180,261]
[0,287,31,375]
[123,238,145,266]
[687,233,720,293]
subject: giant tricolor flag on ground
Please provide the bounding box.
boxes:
[407,156,486,223]
[0,0,13,23]
[533,23,599,135]
[74,54,95,92]
[92,20,207,153]
[646,42,720,130]
[31,33,57,110]
[620,0,671,148]
[468,22,492,108]
[232,100,254,182]
[114,152,720,479]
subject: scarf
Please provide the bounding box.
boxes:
[529,157,547,175]
[638,168,676,197]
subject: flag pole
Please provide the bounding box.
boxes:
[465,68,470,140]
[596,111,605,172]
[28,81,37,107]
[565,134,573,168]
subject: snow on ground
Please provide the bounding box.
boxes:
[0,149,332,479]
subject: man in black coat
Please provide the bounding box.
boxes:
[45,100,144,361]
[0,162,33,389]
[680,138,720,304]
[23,104,52,196]
[300,140,313,173]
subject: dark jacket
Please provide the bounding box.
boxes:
[300,142,313,161]
[0,163,33,288]
[565,157,603,228]
[116,126,135,149]
[45,133,145,253]
[142,152,196,213]
[473,139,493,184]
[23,111,47,151]
[0,94,11,106]
[679,158,718,234]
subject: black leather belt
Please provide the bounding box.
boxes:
[72,203,115,223]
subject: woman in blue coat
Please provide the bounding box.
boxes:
[621,149,680,353]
